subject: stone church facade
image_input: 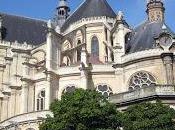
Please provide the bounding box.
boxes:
[0,0,175,129]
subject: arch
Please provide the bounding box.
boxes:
[37,90,45,111]
[128,71,157,91]
[62,56,71,66]
[62,40,72,51]
[96,84,113,99]
[91,36,99,57]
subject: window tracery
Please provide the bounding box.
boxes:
[96,84,113,99]
[129,71,156,91]
[62,40,71,51]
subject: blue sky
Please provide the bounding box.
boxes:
[0,0,174,30]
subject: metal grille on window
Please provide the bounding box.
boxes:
[63,85,76,94]
[96,84,113,99]
[129,71,156,91]
[37,90,45,111]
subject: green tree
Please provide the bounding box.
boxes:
[39,89,122,130]
[122,101,175,130]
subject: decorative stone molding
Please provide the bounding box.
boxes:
[110,84,175,106]
[113,49,164,68]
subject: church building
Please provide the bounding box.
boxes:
[0,0,175,129]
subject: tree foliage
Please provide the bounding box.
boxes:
[39,89,122,130]
[122,101,175,130]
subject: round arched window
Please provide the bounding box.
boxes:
[129,71,156,91]
[63,85,76,94]
[96,84,113,99]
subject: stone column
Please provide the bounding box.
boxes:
[46,20,53,71]
[161,53,174,84]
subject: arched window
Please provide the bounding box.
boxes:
[96,84,113,99]
[129,71,156,91]
[37,90,45,111]
[62,56,70,66]
[77,40,81,62]
[62,85,76,94]
[91,36,99,57]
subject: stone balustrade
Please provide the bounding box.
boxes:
[110,85,175,105]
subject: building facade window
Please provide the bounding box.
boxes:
[37,90,45,111]
[91,36,99,57]
[129,71,156,91]
[96,84,113,99]
[63,85,76,94]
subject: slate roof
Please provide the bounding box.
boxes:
[0,12,47,45]
[61,0,116,32]
[126,21,174,53]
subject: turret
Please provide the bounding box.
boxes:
[146,0,165,22]
[56,0,70,26]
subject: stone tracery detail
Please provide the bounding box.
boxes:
[96,84,113,98]
[129,71,156,91]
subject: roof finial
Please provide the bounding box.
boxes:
[146,0,165,22]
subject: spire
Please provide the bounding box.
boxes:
[56,0,70,26]
[146,0,165,22]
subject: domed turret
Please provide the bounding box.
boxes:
[56,0,70,26]
[146,0,165,22]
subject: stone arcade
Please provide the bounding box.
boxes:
[0,0,175,129]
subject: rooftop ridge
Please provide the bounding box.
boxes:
[0,12,47,23]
